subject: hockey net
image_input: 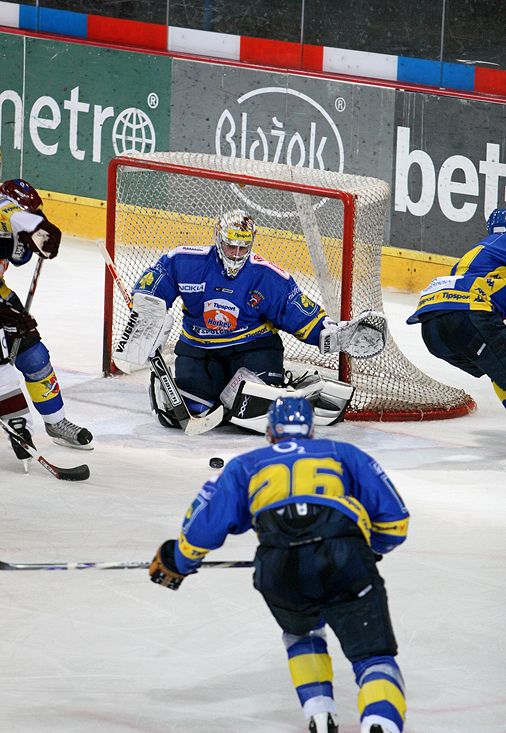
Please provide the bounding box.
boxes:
[103,151,475,421]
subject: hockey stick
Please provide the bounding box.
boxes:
[0,416,90,481]
[0,559,253,571]
[98,241,224,436]
[9,257,44,364]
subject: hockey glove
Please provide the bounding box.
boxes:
[113,292,173,366]
[319,311,387,358]
[318,317,341,355]
[149,539,187,590]
[18,218,61,259]
[0,300,38,338]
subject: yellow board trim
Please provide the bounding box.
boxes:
[38,190,459,294]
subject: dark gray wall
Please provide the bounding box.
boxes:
[16,0,506,66]
[170,59,506,257]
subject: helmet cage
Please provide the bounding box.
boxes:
[215,210,256,277]
[487,208,506,235]
[266,396,315,442]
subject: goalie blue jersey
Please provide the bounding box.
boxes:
[173,437,409,574]
[132,245,327,348]
[407,231,506,323]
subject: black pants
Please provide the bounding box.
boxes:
[253,509,397,663]
[421,310,506,391]
[174,333,284,403]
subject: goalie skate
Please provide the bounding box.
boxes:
[45,418,93,450]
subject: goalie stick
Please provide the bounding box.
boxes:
[9,257,44,364]
[0,559,253,571]
[98,241,223,436]
[0,416,90,481]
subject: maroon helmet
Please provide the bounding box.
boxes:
[0,178,43,213]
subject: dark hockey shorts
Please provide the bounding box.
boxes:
[253,513,397,662]
[421,310,506,390]
[174,333,284,403]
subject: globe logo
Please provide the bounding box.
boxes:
[112,108,156,155]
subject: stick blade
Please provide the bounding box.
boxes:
[37,457,90,481]
[183,405,224,436]
[59,463,91,482]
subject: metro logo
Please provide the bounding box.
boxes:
[0,86,155,162]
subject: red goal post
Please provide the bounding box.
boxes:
[103,151,475,421]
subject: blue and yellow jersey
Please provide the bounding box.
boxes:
[407,231,506,323]
[173,437,409,574]
[132,245,327,349]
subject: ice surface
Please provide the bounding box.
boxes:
[1,239,504,733]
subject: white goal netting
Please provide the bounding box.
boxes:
[104,152,474,420]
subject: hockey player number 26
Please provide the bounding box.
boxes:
[248,458,345,514]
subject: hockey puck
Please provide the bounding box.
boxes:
[209,457,224,469]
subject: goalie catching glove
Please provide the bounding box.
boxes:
[113,292,174,366]
[319,310,388,358]
[149,539,189,590]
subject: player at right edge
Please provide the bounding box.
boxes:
[149,396,409,733]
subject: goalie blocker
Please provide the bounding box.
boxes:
[150,366,354,434]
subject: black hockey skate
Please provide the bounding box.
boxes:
[8,417,34,460]
[308,712,338,733]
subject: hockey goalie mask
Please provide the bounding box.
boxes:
[215,210,256,278]
[0,179,43,213]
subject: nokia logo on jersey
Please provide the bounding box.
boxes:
[179,282,206,293]
[115,310,139,352]
[215,287,234,293]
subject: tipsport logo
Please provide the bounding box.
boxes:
[214,87,344,219]
[0,86,156,162]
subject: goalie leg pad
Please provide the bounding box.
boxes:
[149,372,217,429]
[227,379,287,434]
[314,376,354,425]
[227,374,352,434]
[113,292,173,367]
